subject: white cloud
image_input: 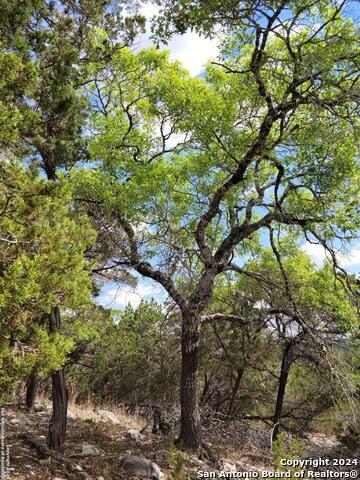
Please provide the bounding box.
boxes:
[301,242,327,267]
[140,3,159,18]
[99,282,165,309]
[301,242,360,271]
[338,248,360,268]
[103,286,142,308]
[165,32,219,77]
[152,119,191,149]
[136,3,220,77]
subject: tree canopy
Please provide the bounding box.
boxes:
[0,0,359,458]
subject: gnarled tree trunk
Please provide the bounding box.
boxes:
[177,311,202,452]
[25,367,38,411]
[227,367,244,416]
[47,307,68,453]
[272,342,293,442]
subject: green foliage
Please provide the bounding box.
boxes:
[0,158,95,402]
[0,0,359,449]
[0,340,35,404]
[0,160,94,320]
[244,246,358,333]
[0,0,146,169]
[81,22,360,301]
[168,444,190,480]
[199,242,358,428]
[33,327,75,375]
[69,301,180,406]
[273,433,307,473]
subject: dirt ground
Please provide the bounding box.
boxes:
[3,401,359,480]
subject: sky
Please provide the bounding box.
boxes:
[97,3,222,310]
[133,3,220,77]
[98,277,167,310]
[96,3,360,310]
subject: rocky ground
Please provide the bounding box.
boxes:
[3,401,359,480]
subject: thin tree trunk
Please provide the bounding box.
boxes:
[227,367,244,416]
[272,342,293,442]
[25,367,38,410]
[177,312,202,452]
[47,307,68,453]
[200,371,210,404]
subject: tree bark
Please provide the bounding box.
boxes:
[227,367,244,416]
[200,371,211,404]
[176,312,202,452]
[47,307,68,453]
[272,342,293,442]
[25,367,38,410]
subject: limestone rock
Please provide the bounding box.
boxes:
[34,404,46,412]
[119,454,163,480]
[98,409,120,425]
[221,459,237,472]
[190,456,202,467]
[82,443,101,456]
[10,416,27,425]
[126,428,142,441]
[155,449,169,463]
[191,456,210,469]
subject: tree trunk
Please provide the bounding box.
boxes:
[47,307,68,453]
[177,312,202,452]
[25,367,38,410]
[200,371,211,404]
[272,342,293,442]
[227,367,244,416]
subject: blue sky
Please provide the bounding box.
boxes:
[97,275,167,310]
[96,2,360,310]
[133,3,220,77]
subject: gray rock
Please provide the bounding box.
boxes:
[190,455,199,466]
[222,461,237,472]
[98,409,120,425]
[34,404,46,412]
[82,443,101,456]
[75,464,83,471]
[39,458,51,466]
[221,459,237,471]
[119,454,163,479]
[191,456,209,469]
[97,477,105,480]
[10,416,27,425]
[155,449,169,463]
[36,410,48,416]
[126,428,142,441]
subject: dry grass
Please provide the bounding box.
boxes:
[67,399,147,431]
[32,383,147,431]
[107,404,148,430]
